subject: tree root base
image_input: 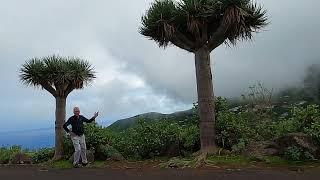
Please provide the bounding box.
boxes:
[52,155,63,161]
[194,147,219,168]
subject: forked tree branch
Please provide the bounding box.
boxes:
[170,29,195,52]
[41,83,57,97]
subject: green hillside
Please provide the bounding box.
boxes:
[108,110,194,131]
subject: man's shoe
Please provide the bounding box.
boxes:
[73,163,82,168]
[82,162,88,167]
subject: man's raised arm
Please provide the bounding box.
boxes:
[82,111,99,123]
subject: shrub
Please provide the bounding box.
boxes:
[62,136,74,159]
[118,120,181,159]
[31,148,54,163]
[0,147,12,164]
[190,96,229,124]
[304,121,320,144]
[301,105,320,143]
[84,123,115,150]
[84,123,107,150]
[180,125,200,152]
[0,145,22,164]
[216,111,255,151]
[284,146,303,161]
[111,119,201,159]
[96,144,121,160]
[291,105,320,130]
[283,146,314,161]
[231,138,247,153]
[273,118,299,138]
[273,105,320,140]
[254,119,277,140]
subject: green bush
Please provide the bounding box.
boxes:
[110,119,202,159]
[301,105,320,143]
[0,147,12,164]
[31,148,54,163]
[284,146,303,161]
[216,111,255,151]
[284,146,314,161]
[96,144,121,160]
[290,104,320,131]
[273,118,299,138]
[0,145,22,164]
[84,123,109,150]
[254,119,277,140]
[273,105,320,140]
[231,138,247,153]
[190,96,229,124]
[62,135,74,159]
[304,121,320,144]
[180,125,200,152]
[113,120,180,159]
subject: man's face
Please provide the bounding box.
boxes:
[73,107,80,116]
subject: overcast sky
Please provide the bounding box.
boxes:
[0,0,319,132]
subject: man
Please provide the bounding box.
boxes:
[63,107,99,168]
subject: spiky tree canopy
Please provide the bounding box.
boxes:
[140,0,268,52]
[20,55,96,97]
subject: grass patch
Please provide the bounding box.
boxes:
[50,160,73,169]
[262,156,320,167]
[206,155,251,166]
[87,161,106,168]
[44,160,108,169]
[263,156,293,166]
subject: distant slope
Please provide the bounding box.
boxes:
[107,96,315,132]
[108,109,194,131]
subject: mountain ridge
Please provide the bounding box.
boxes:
[107,109,194,131]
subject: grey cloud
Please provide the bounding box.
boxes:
[102,0,320,102]
[0,0,319,131]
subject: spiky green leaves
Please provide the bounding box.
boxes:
[20,55,96,97]
[223,2,267,44]
[20,58,46,87]
[140,0,268,51]
[140,0,177,47]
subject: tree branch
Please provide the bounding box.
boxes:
[41,83,57,97]
[65,84,75,97]
[207,19,229,51]
[170,30,195,52]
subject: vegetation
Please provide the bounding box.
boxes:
[0,145,23,164]
[2,78,320,168]
[59,90,320,162]
[31,148,55,164]
[140,0,268,153]
[19,55,96,160]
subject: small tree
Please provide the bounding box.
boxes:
[20,55,95,160]
[140,0,268,153]
[241,83,273,118]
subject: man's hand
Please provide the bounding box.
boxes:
[93,111,99,118]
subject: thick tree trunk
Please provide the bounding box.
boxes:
[53,97,66,160]
[194,48,217,153]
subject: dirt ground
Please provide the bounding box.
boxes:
[1,165,320,180]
